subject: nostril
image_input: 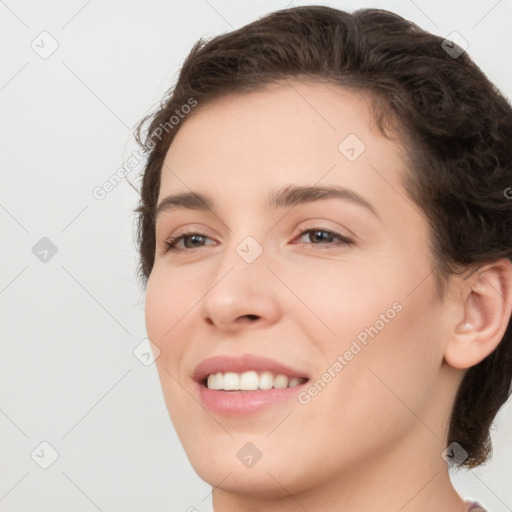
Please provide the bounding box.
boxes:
[245,314,259,320]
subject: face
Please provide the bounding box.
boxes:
[145,81,460,499]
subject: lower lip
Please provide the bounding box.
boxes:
[196,381,309,416]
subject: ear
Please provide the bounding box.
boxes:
[444,259,512,370]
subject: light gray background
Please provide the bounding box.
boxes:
[1,0,511,510]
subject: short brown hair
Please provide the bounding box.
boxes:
[134,5,512,468]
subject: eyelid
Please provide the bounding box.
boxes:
[163,224,354,253]
[164,229,216,251]
[293,227,353,247]
[161,222,216,244]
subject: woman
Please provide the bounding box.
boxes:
[134,6,511,511]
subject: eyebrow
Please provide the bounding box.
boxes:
[155,184,380,221]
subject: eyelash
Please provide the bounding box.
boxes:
[164,228,353,252]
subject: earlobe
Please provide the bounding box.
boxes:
[444,259,512,370]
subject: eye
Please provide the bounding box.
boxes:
[165,231,216,252]
[295,228,353,247]
[164,227,353,253]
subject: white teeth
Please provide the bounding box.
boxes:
[288,377,301,387]
[239,371,259,390]
[205,370,306,391]
[273,374,289,389]
[223,372,240,390]
[214,372,224,390]
[259,371,274,390]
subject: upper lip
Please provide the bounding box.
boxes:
[193,354,311,384]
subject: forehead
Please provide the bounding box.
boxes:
[159,80,408,209]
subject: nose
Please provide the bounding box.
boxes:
[199,244,283,332]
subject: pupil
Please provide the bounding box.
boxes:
[313,230,330,242]
[187,235,204,248]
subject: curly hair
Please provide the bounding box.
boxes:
[134,5,512,469]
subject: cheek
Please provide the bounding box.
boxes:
[144,266,210,384]
[144,277,168,347]
[144,272,196,424]
[289,295,442,481]
[320,276,443,436]
[276,256,399,345]
[295,252,442,415]
[144,268,191,348]
[144,269,198,416]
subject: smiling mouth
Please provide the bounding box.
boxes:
[204,370,309,391]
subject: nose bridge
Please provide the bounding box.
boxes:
[199,229,282,329]
[213,212,271,279]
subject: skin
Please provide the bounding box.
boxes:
[144,80,512,511]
